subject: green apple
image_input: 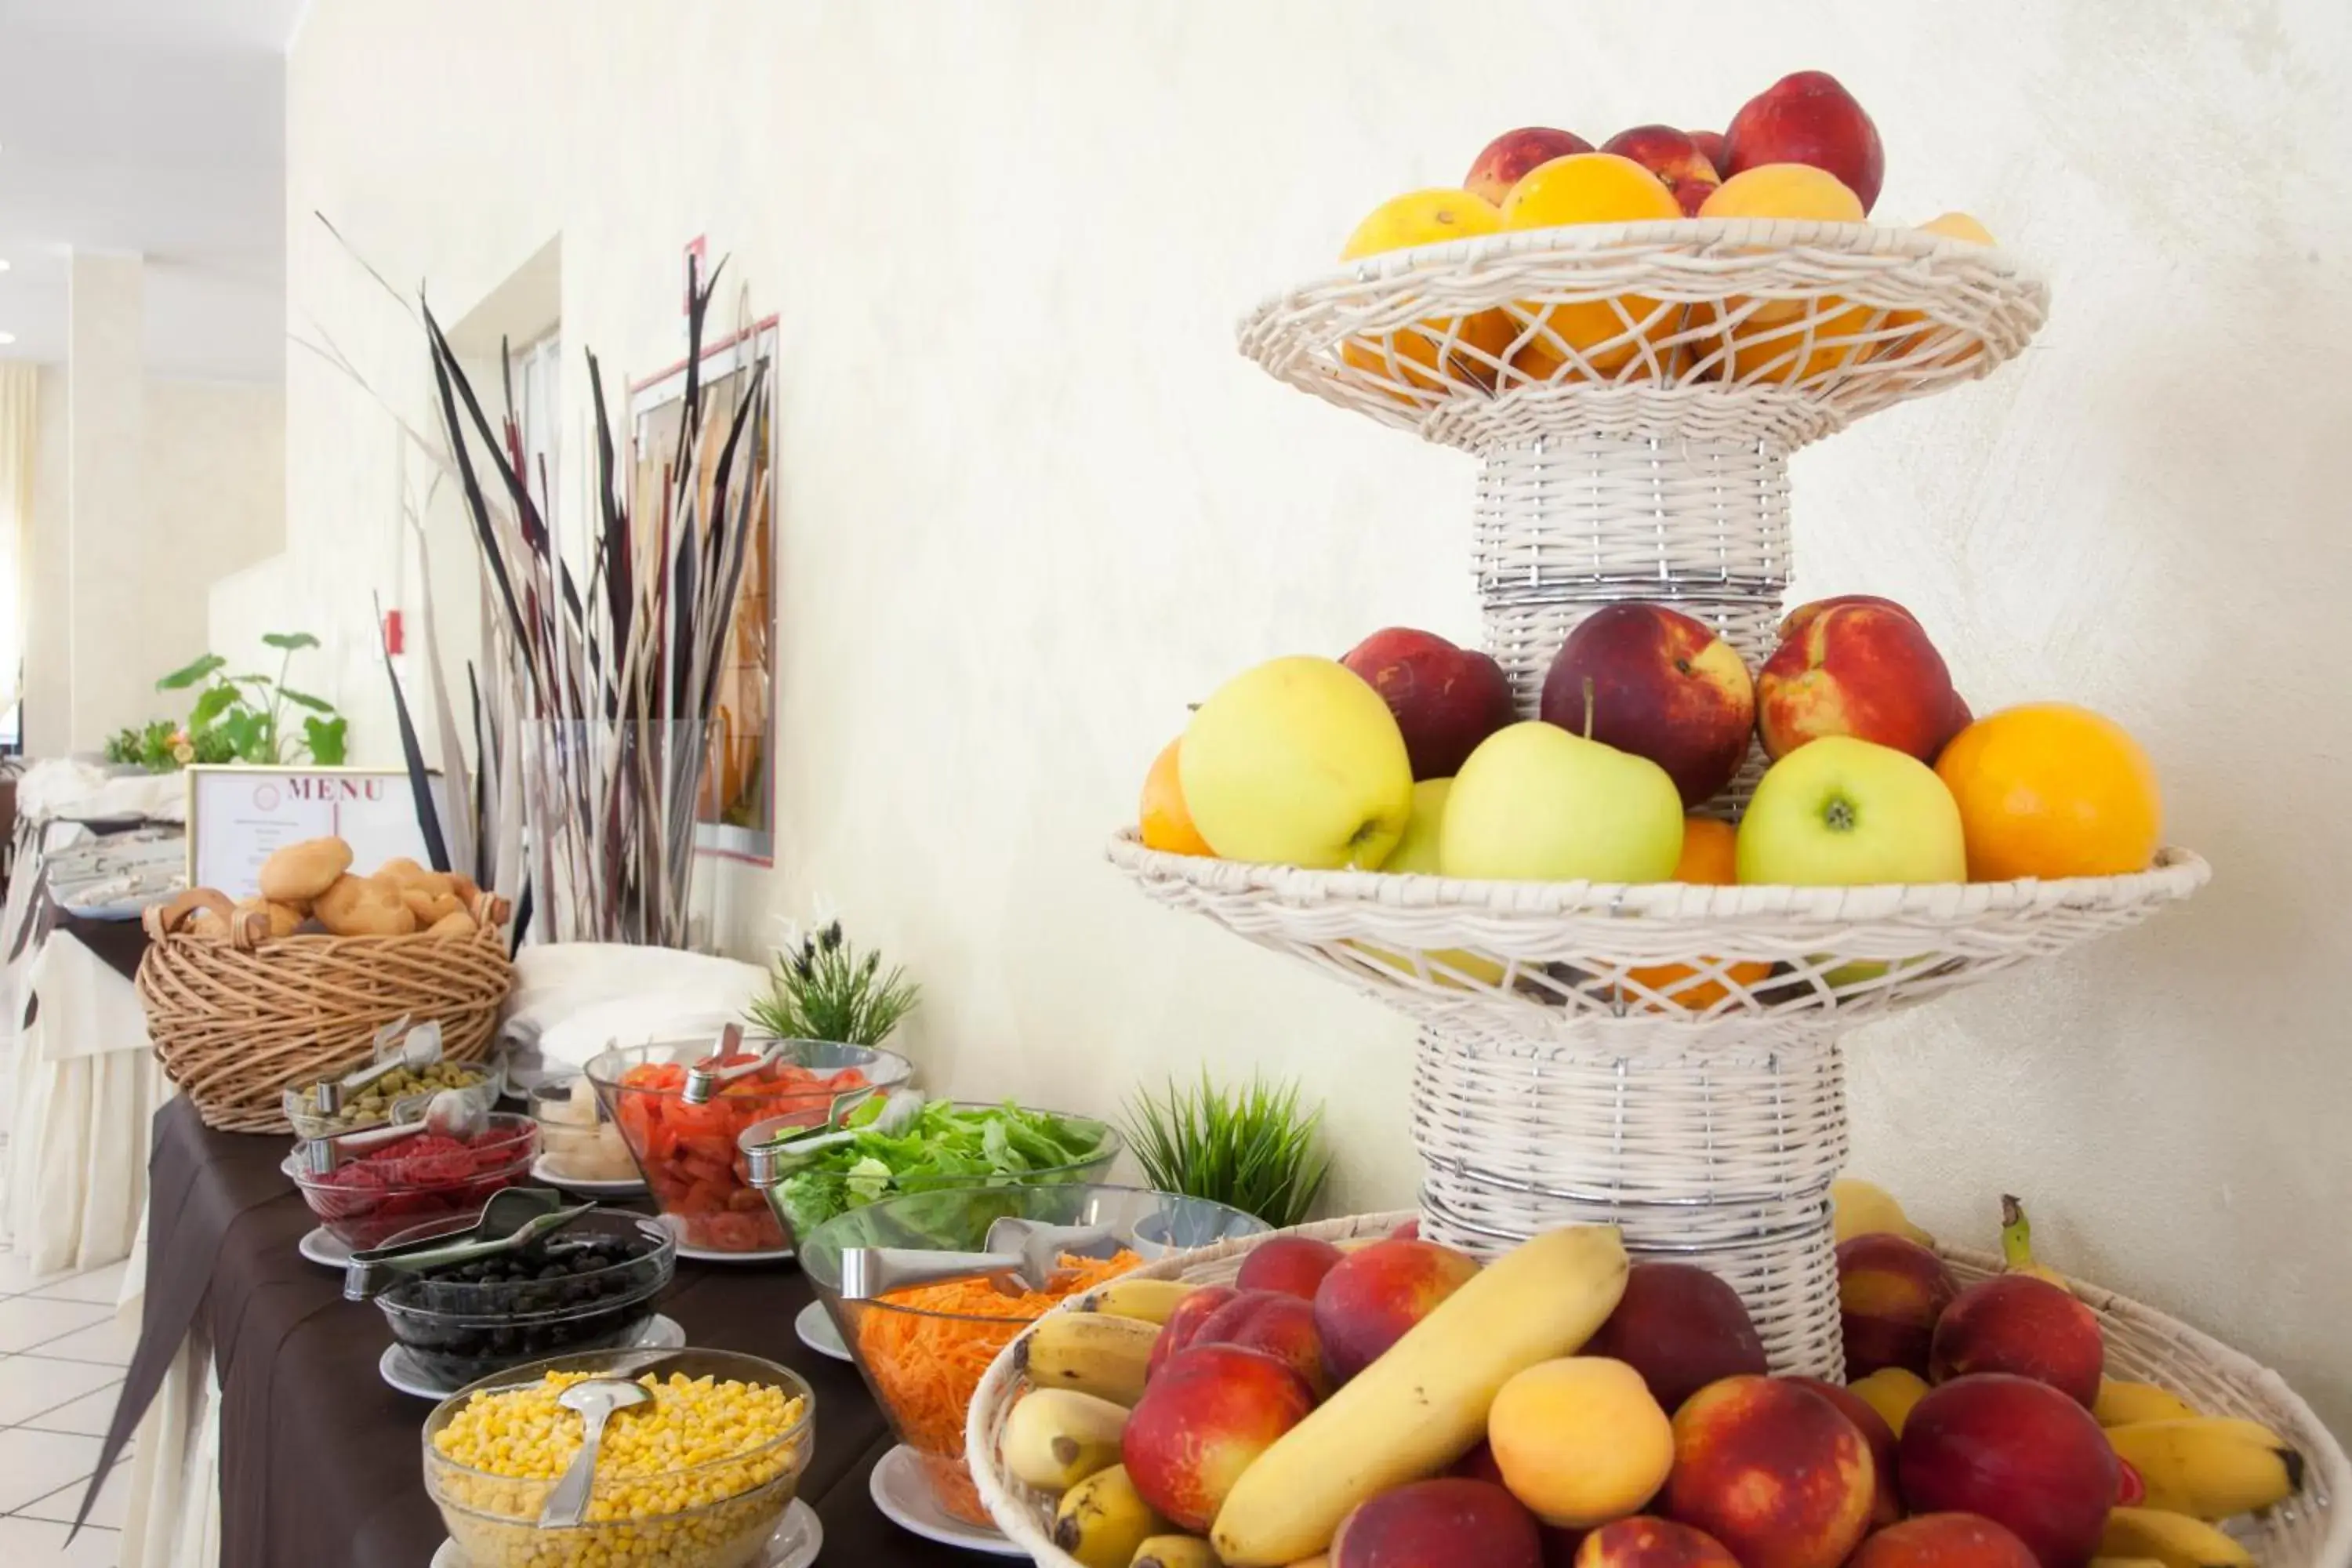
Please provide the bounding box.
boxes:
[1439,721,1685,882]
[1737,735,1965,885]
[1382,779,1453,874]
[1180,655,1415,869]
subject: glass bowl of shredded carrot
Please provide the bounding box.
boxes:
[799,1184,1267,1530]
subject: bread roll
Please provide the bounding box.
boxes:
[314,874,418,937]
[426,909,478,938]
[398,886,439,922]
[188,909,232,940]
[260,837,353,904]
[376,856,427,884]
[232,896,303,941]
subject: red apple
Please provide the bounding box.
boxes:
[1687,131,1730,179]
[1838,1233,1958,1377]
[1758,598,1965,764]
[1601,125,1724,216]
[1314,1237,1482,1385]
[1929,1275,2103,1410]
[1467,128,1598,207]
[1540,604,1756,808]
[1584,1262,1768,1414]
[1149,1284,1239,1381]
[1899,1374,2118,1568]
[1190,1290,1332,1399]
[1333,1477,1544,1568]
[1725,71,1885,213]
[1234,1235,1346,1301]
[1342,627,1519,781]
[1665,1376,1877,1568]
[1848,1514,2040,1568]
[1392,1218,1421,1240]
[1791,1377,1901,1530]
[1576,1517,1741,1568]
[1123,1343,1316,1532]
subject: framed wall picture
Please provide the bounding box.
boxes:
[187,765,450,899]
[630,317,778,866]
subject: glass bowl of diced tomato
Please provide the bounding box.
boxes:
[586,1039,914,1256]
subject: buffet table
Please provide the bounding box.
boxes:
[103,1098,984,1567]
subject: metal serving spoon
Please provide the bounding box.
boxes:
[538,1378,654,1529]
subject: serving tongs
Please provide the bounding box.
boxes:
[837,1217,1118,1301]
[739,1086,922,1189]
[294,1084,489,1178]
[341,1187,596,1301]
[310,1017,444,1116]
[680,1022,765,1105]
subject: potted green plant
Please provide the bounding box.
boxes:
[104,632,348,771]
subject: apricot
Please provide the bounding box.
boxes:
[1500,154,1683,383]
[1490,1357,1674,1530]
[1339,190,1512,399]
[1879,212,1995,365]
[1140,738,1212,855]
[1693,165,1873,384]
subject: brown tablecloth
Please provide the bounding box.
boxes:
[98,1098,993,1567]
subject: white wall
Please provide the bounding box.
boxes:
[274,0,2352,1432]
[24,367,285,754]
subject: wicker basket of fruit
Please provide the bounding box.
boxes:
[136,837,513,1134]
[967,1217,2347,1568]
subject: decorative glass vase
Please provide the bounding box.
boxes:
[524,720,710,948]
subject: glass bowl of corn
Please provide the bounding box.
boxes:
[422,1348,814,1568]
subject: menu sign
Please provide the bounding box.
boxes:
[186,767,449,900]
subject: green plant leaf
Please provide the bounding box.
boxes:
[156,654,227,691]
[304,714,348,765]
[278,687,335,712]
[214,711,265,760]
[189,684,242,728]
[262,631,321,651]
[230,673,275,687]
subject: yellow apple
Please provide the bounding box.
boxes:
[1737,735,1965,885]
[1440,721,1685,882]
[1356,777,1506,987]
[1180,656,1415,869]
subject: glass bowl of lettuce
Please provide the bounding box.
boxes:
[737,1093,1123,1249]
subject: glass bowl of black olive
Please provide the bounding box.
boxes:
[372,1210,676,1385]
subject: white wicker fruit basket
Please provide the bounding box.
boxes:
[965,1216,2351,1568]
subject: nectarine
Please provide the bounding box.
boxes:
[1468,128,1597,206]
[1666,1376,1877,1568]
[1899,1374,2118,1568]
[1758,598,1967,764]
[1791,1376,1902,1530]
[1583,1262,1767,1414]
[1343,627,1518,781]
[1929,1273,2103,1410]
[1601,125,1722,216]
[1234,1235,1346,1301]
[1313,1236,1480,1385]
[1724,71,1885,213]
[1838,1233,1958,1377]
[1576,1517,1740,1568]
[1332,1478,1544,1568]
[1123,1343,1316,1533]
[1849,1514,2039,1568]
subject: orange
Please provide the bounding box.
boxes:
[1934,702,2161,881]
[1500,154,1684,383]
[1627,817,1773,1011]
[1338,189,1515,399]
[1138,737,1213,856]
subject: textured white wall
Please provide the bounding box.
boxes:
[274,0,2352,1432]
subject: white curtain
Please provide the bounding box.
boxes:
[0,362,34,718]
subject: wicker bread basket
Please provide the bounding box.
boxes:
[967,1215,2350,1568]
[135,891,514,1134]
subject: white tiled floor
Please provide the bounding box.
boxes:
[0,1247,136,1566]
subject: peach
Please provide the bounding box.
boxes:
[1759,599,1967,764]
[1342,628,1519,781]
[1191,1290,1333,1399]
[1500,154,1685,383]
[1687,132,1730,179]
[1339,190,1514,397]
[1899,1374,2118,1568]
[1849,1514,2040,1568]
[1540,605,1755,809]
[1236,1235,1346,1301]
[1468,127,1598,206]
[1601,125,1722,216]
[1331,1478,1544,1568]
[1838,1233,1959,1377]
[1791,1377,1902,1531]
[1149,1284,1239,1381]
[1122,1343,1316,1532]
[1929,1275,2103,1410]
[1724,71,1885,214]
[1665,1376,1877,1568]
[1576,1517,1740,1568]
[1313,1237,1482,1385]
[1583,1263,1768,1415]
[1491,1357,1675,1529]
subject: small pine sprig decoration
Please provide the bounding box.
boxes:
[746,920,921,1047]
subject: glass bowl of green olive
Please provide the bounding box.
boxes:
[283,1055,503,1138]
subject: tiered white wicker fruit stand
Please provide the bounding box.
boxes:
[969,220,2343,1567]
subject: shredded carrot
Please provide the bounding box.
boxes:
[855,1251,1140,1526]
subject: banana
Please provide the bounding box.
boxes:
[1087,1279,1200,1327]
[1131,1535,1221,1568]
[1001,1388,1130,1491]
[2106,1417,2303,1519]
[1849,1367,1930,1436]
[1999,1193,2070,1288]
[2099,1507,2256,1568]
[1019,1311,1160,1406]
[1053,1464,1167,1568]
[1210,1224,1628,1567]
[2097,1377,2202,1427]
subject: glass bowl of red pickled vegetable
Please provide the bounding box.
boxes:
[586,1038,914,1257]
[281,1113,542,1250]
